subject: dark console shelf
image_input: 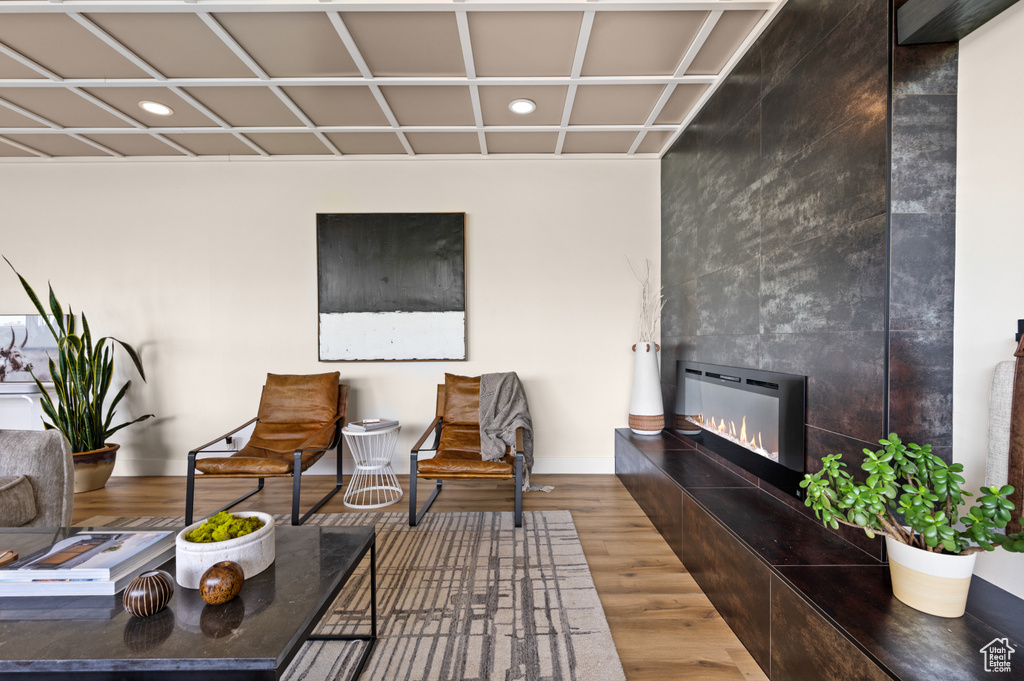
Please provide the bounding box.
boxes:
[615,428,1024,681]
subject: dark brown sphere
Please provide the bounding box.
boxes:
[199,560,244,605]
[123,569,175,618]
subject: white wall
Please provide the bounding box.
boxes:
[0,158,660,478]
[955,0,1024,599]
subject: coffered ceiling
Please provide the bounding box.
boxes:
[0,0,785,161]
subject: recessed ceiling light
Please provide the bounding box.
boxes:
[139,100,173,116]
[509,99,536,115]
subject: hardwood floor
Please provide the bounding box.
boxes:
[73,474,767,681]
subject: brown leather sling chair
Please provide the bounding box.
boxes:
[185,372,348,526]
[409,374,524,528]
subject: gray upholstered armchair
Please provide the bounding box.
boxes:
[0,430,74,527]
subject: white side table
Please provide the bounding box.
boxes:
[342,423,403,509]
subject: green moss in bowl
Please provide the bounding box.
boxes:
[185,511,266,543]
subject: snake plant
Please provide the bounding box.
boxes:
[5,257,152,453]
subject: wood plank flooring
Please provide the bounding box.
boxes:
[72,474,768,681]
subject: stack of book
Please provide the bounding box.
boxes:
[346,419,399,431]
[0,530,175,597]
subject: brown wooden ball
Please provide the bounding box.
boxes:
[123,569,175,617]
[199,560,244,605]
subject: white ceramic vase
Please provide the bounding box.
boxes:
[885,536,977,618]
[629,342,664,435]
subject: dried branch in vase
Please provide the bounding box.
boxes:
[627,257,665,343]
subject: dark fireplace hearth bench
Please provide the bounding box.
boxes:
[615,428,1024,681]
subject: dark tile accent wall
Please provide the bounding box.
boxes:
[660,0,890,474]
[888,0,958,451]
[661,0,959,478]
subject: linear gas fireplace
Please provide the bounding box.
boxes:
[673,361,806,498]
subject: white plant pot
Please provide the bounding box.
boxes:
[629,342,664,435]
[885,536,977,618]
[174,512,275,589]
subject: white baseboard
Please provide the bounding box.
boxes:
[112,456,615,477]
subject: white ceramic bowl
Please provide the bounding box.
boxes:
[174,511,275,589]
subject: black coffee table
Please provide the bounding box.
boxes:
[0,524,376,680]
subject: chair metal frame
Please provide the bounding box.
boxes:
[408,416,524,528]
[185,410,346,527]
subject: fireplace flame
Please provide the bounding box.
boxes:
[687,413,778,463]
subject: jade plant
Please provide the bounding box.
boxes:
[5,257,152,453]
[800,433,1024,555]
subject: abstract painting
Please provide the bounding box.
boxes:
[317,213,466,361]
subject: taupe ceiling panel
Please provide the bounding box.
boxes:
[0,14,147,79]
[245,133,332,155]
[84,134,184,156]
[582,11,709,76]
[686,10,765,75]
[326,132,407,155]
[405,132,479,154]
[214,13,359,78]
[0,88,131,128]
[655,83,710,125]
[636,131,673,154]
[342,12,465,77]
[569,85,665,126]
[86,13,253,78]
[162,133,259,156]
[380,86,474,127]
[485,132,558,154]
[182,87,303,127]
[479,86,567,127]
[83,88,217,127]
[2,134,109,157]
[562,131,638,154]
[281,87,388,127]
[469,12,582,77]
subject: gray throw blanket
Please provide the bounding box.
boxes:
[479,372,553,493]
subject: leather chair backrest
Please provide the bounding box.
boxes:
[258,372,340,424]
[442,373,480,426]
[250,372,342,452]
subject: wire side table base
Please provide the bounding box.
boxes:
[342,424,403,509]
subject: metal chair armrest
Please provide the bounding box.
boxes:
[411,416,443,457]
[189,417,258,457]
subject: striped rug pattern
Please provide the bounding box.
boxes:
[87,511,626,681]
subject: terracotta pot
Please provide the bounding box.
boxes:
[72,443,119,493]
[885,536,977,618]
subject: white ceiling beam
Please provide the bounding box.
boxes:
[232,132,270,156]
[0,2,778,14]
[68,13,166,80]
[327,12,413,154]
[0,97,62,128]
[69,132,122,157]
[557,9,594,155]
[150,133,198,156]
[628,9,722,155]
[197,11,270,80]
[455,10,486,153]
[0,41,63,81]
[0,135,51,158]
[69,87,146,128]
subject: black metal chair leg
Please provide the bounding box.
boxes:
[409,453,418,527]
[514,452,523,528]
[290,449,345,526]
[411,479,442,527]
[186,451,197,526]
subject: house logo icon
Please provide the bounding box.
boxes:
[980,638,1015,673]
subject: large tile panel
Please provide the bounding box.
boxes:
[760,105,887,255]
[761,215,887,335]
[696,261,760,336]
[760,0,887,171]
[891,94,957,214]
[889,212,956,331]
[888,329,954,449]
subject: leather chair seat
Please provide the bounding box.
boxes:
[194,444,327,476]
[416,422,514,478]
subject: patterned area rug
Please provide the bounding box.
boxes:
[85,511,626,681]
